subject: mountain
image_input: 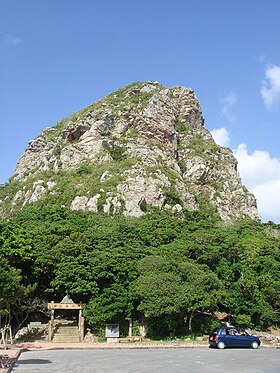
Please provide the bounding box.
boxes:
[0,81,260,221]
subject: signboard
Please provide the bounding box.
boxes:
[48,302,85,310]
[106,324,119,338]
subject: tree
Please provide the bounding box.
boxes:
[0,256,33,328]
[133,255,223,335]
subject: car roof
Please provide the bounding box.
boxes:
[211,326,242,334]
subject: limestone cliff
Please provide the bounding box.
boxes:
[0,81,260,221]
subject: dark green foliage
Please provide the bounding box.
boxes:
[0,257,23,310]
[133,254,223,335]
[0,206,279,336]
[164,187,182,206]
[107,143,126,161]
[177,159,186,174]
[76,163,93,176]
[175,119,188,133]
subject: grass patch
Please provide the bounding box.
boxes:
[175,119,189,133]
[43,82,165,143]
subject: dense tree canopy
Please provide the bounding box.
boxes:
[0,205,279,337]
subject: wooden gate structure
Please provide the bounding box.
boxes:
[47,296,85,342]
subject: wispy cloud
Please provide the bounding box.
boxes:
[4,33,21,45]
[260,64,280,110]
[221,92,237,122]
[257,55,266,64]
[210,127,230,147]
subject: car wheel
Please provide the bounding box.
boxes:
[251,341,259,349]
[217,341,226,349]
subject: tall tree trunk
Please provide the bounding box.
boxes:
[188,311,194,332]
[8,304,11,326]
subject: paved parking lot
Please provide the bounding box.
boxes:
[11,347,280,373]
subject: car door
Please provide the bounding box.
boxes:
[235,329,251,347]
[223,328,238,347]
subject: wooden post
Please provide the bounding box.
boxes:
[6,326,12,345]
[48,321,52,342]
[78,309,82,339]
[1,326,13,349]
[80,317,85,342]
[1,328,6,349]
[48,304,55,342]
[129,319,133,337]
[78,309,84,342]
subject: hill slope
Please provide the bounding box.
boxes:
[0,81,260,221]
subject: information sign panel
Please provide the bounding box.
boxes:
[106,324,119,338]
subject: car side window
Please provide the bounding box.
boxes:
[235,329,245,336]
[225,329,234,335]
[239,329,247,336]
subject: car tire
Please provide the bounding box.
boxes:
[251,341,259,349]
[217,341,226,349]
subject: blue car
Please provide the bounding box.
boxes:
[209,327,261,349]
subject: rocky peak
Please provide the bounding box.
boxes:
[0,82,260,222]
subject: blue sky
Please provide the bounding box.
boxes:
[1,0,280,223]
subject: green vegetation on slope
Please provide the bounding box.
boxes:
[43,82,164,142]
[0,206,279,338]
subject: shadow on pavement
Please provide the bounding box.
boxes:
[14,358,51,365]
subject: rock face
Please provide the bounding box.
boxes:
[0,81,260,221]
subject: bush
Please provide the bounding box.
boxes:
[234,314,252,328]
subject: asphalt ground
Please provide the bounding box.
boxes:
[11,347,280,373]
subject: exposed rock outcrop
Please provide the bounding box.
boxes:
[0,81,260,221]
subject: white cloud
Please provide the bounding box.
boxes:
[234,144,280,222]
[234,144,280,188]
[210,125,280,223]
[210,127,230,147]
[4,34,21,45]
[260,64,280,110]
[221,92,237,122]
[251,180,280,223]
